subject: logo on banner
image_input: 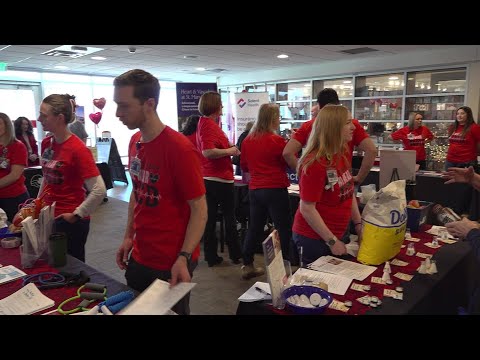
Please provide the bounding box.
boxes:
[237,98,246,108]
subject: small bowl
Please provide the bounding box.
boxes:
[282,285,333,315]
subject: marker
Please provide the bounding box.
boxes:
[255,286,270,296]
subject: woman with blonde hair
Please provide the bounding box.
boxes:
[240,103,291,279]
[37,94,106,261]
[292,105,361,264]
[0,113,30,222]
[390,112,434,170]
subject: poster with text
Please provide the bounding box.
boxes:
[176,82,217,131]
[234,92,269,142]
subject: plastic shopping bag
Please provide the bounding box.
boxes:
[357,180,407,265]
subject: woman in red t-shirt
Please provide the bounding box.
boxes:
[14,117,40,167]
[0,112,30,222]
[240,103,291,279]
[390,112,434,170]
[292,105,362,265]
[37,94,106,262]
[196,91,242,267]
[446,106,480,170]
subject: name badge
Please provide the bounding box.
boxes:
[130,157,141,177]
[407,133,415,140]
[0,159,8,169]
[325,169,338,191]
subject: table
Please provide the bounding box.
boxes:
[24,162,114,198]
[0,247,131,314]
[236,227,480,315]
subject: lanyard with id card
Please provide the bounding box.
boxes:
[0,147,9,169]
[325,168,338,191]
[130,141,142,177]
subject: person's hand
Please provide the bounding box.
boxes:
[55,212,77,223]
[169,256,191,287]
[446,217,479,239]
[353,175,363,184]
[443,166,474,185]
[330,240,347,256]
[116,236,133,270]
[229,146,241,156]
[29,153,38,162]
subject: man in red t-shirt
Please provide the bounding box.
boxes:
[114,70,207,315]
[283,88,376,184]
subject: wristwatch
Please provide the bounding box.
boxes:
[178,251,192,265]
[326,236,338,247]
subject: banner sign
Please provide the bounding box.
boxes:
[233,92,269,141]
[176,82,217,130]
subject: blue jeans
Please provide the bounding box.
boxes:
[54,217,90,262]
[243,188,292,265]
[292,232,331,266]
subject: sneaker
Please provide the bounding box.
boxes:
[241,264,265,280]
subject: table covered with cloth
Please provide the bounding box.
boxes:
[236,225,480,315]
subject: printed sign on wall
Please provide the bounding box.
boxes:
[176,82,217,131]
[233,92,270,141]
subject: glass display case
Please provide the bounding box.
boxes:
[406,68,466,95]
[313,78,353,99]
[355,97,403,122]
[355,73,404,97]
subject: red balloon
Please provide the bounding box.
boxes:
[93,97,106,110]
[89,112,102,124]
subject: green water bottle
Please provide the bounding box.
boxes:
[48,232,67,267]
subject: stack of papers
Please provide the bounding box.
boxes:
[0,265,27,285]
[0,283,54,315]
[238,282,272,302]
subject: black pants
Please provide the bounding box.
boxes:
[416,160,426,171]
[54,217,90,262]
[125,256,197,315]
[0,191,30,223]
[203,180,242,263]
[243,188,292,265]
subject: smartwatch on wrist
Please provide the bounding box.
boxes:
[178,251,192,265]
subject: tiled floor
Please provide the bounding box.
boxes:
[91,171,269,315]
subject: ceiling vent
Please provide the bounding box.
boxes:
[339,47,379,55]
[41,45,104,59]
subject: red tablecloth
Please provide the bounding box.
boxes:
[267,225,440,315]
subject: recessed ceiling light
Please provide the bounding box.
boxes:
[195,67,206,71]
[54,65,69,70]
[277,54,289,59]
[91,56,106,60]
[389,76,399,80]
[343,80,352,84]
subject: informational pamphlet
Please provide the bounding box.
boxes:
[0,265,27,285]
[307,255,376,281]
[262,230,288,309]
[0,283,54,315]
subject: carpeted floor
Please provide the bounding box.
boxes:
[86,196,269,315]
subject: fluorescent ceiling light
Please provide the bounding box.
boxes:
[277,54,289,59]
[195,67,206,71]
[91,56,106,60]
[388,76,399,80]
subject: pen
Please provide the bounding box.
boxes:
[255,286,271,296]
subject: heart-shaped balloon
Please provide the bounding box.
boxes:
[389,102,398,109]
[93,97,106,110]
[89,112,102,125]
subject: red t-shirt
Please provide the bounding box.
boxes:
[0,140,28,198]
[16,134,39,167]
[292,118,369,159]
[129,127,206,271]
[390,126,434,161]
[240,133,290,190]
[447,123,480,163]
[196,116,233,180]
[41,135,100,217]
[293,153,354,240]
[184,133,197,148]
